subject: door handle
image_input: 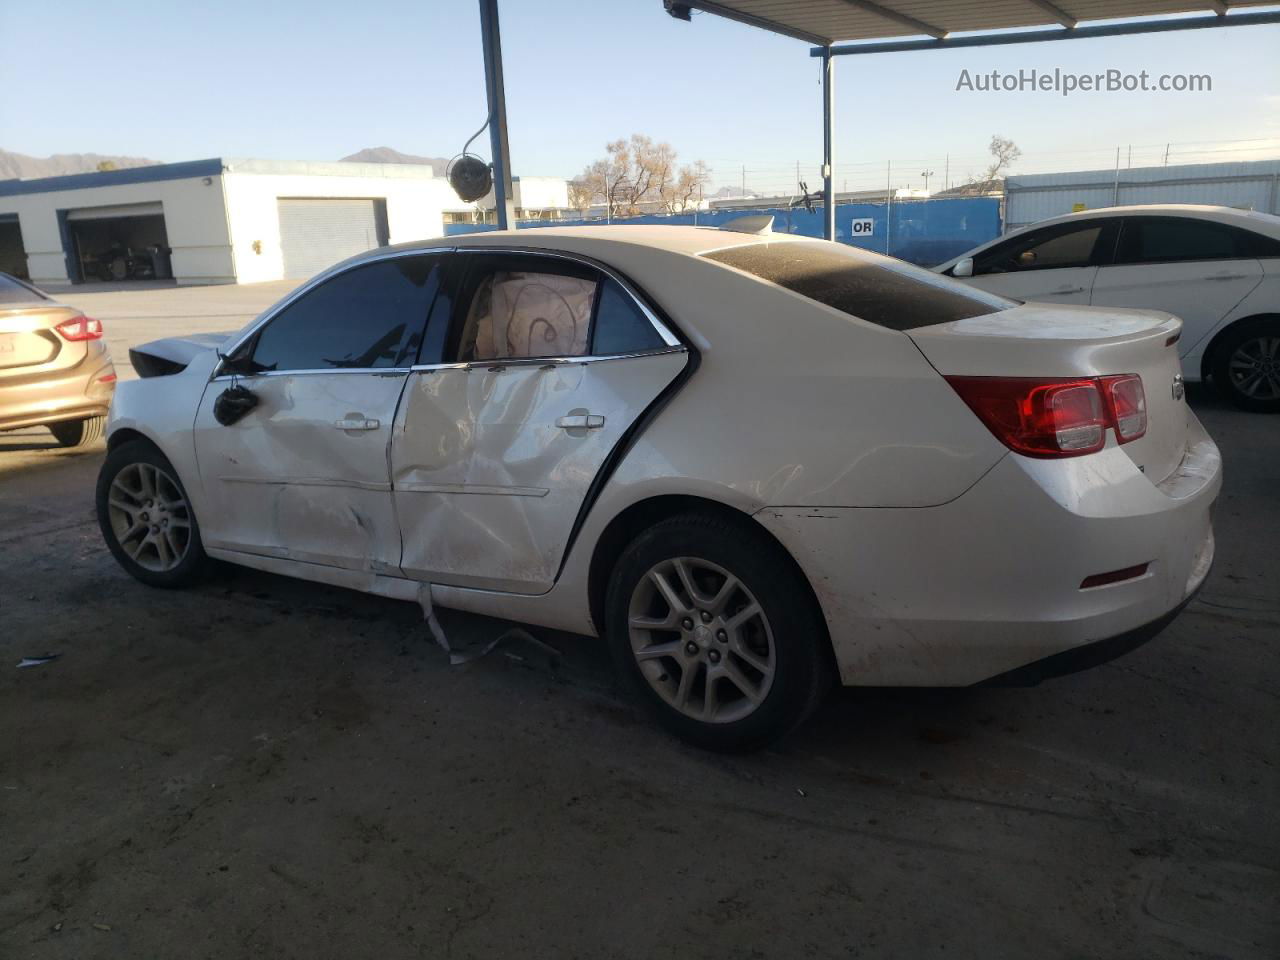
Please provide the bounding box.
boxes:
[555,414,605,430]
[333,417,380,431]
[1208,273,1248,281]
[1050,285,1085,295]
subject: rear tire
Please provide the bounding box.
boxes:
[1213,318,1280,413]
[605,511,832,752]
[96,440,210,588]
[49,416,105,448]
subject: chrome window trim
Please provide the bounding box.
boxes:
[210,367,413,383]
[210,246,456,379]
[454,246,682,349]
[407,345,686,374]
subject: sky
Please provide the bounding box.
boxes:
[2,0,1279,194]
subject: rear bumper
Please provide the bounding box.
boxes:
[0,351,115,431]
[756,412,1221,687]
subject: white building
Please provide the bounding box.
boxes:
[0,158,456,286]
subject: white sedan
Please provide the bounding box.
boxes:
[97,224,1221,751]
[935,204,1280,411]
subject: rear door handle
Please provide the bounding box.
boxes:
[1208,272,1248,281]
[1050,285,1085,295]
[556,414,605,430]
[334,417,380,431]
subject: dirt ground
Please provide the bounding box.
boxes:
[1,282,1277,958]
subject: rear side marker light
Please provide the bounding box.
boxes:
[945,374,1146,459]
[1165,332,1181,347]
[54,315,103,341]
[96,373,117,383]
[1080,563,1149,589]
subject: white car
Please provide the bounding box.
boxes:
[935,204,1280,412]
[97,225,1220,751]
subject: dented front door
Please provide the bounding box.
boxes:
[193,371,408,572]
[392,352,687,595]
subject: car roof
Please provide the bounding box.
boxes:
[377,224,813,261]
[1017,204,1280,238]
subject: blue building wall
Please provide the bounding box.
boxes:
[445,196,1001,267]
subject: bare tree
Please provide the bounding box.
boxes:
[577,134,710,218]
[566,179,593,212]
[984,135,1021,183]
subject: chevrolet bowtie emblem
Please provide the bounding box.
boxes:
[1172,374,1185,401]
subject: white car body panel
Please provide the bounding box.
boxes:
[192,370,407,572]
[107,225,1223,688]
[392,351,687,594]
[937,204,1280,382]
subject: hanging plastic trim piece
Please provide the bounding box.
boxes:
[213,384,259,426]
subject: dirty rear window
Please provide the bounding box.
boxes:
[703,241,1014,330]
[0,274,48,305]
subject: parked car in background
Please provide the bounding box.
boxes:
[935,205,1280,411]
[0,272,115,446]
[97,225,1219,750]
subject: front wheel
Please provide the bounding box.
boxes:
[96,441,210,587]
[605,512,832,752]
[1213,319,1280,412]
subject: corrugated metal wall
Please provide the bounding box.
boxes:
[1005,159,1280,231]
[445,196,1002,267]
[277,198,389,278]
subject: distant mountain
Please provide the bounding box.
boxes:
[0,149,160,181]
[340,147,449,176]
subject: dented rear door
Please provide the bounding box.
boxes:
[391,249,687,595]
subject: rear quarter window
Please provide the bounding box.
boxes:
[703,241,1014,330]
[0,274,48,305]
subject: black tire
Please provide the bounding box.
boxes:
[605,511,833,752]
[96,440,210,588]
[1212,318,1280,413]
[49,416,105,448]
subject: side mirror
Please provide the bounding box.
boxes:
[952,257,974,278]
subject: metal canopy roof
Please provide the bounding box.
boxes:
[671,1,1280,47]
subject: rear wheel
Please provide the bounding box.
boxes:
[1213,319,1280,412]
[96,441,209,587]
[605,512,832,752]
[49,416,105,448]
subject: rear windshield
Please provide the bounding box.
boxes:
[703,241,1015,330]
[0,274,48,305]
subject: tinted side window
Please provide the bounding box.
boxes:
[974,223,1104,275]
[705,241,1014,330]
[454,256,599,361]
[1115,218,1246,264]
[1246,230,1280,258]
[250,256,441,372]
[592,279,666,354]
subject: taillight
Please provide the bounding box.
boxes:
[1101,374,1147,443]
[54,315,103,341]
[946,374,1145,458]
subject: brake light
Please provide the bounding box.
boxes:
[54,315,103,341]
[1101,374,1147,443]
[946,374,1145,458]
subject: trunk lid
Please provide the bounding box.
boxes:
[907,302,1188,483]
[0,305,83,378]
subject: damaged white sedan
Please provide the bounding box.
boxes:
[98,224,1221,750]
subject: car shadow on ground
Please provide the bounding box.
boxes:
[0,427,86,454]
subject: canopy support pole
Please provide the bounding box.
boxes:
[479,0,516,230]
[821,47,835,241]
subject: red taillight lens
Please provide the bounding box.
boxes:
[54,315,103,341]
[1101,374,1147,443]
[944,377,1107,457]
[946,374,1145,458]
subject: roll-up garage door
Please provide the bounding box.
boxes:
[277,198,389,279]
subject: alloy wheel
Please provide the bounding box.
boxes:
[106,461,192,572]
[1228,335,1280,400]
[627,556,775,724]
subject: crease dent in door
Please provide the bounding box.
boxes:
[394,351,687,593]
